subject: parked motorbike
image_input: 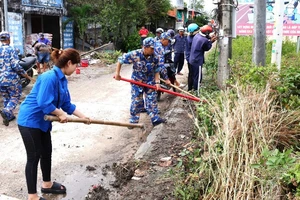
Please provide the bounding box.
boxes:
[157,51,176,101]
[18,54,37,88]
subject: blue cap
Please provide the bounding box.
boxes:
[161,32,172,41]
[0,32,10,41]
[143,37,155,48]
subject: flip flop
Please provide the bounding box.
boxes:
[41,181,66,194]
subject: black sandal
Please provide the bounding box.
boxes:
[41,181,66,194]
[39,197,46,200]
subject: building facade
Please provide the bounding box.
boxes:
[0,0,73,54]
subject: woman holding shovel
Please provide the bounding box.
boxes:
[17,48,90,200]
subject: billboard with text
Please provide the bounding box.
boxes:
[236,0,300,36]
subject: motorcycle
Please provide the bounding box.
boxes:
[18,54,37,88]
[157,51,177,101]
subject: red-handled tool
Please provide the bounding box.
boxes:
[115,76,204,102]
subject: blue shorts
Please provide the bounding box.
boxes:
[37,52,50,63]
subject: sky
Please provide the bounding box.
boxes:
[170,0,217,14]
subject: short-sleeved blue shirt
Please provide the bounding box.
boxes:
[38,38,51,45]
[17,66,76,132]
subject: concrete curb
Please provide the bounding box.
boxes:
[134,95,182,160]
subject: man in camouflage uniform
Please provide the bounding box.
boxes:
[115,37,167,126]
[0,32,34,126]
[154,32,173,81]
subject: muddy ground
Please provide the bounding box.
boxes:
[84,65,196,200]
[0,59,195,200]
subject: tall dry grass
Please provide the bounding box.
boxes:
[198,84,300,200]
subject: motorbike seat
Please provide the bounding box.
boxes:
[19,56,37,69]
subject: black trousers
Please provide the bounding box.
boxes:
[174,53,185,74]
[187,62,193,91]
[18,125,52,194]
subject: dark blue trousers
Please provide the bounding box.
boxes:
[174,53,185,74]
[191,64,202,91]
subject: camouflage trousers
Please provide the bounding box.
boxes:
[0,84,22,120]
[130,85,160,123]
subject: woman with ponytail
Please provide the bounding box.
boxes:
[17,48,91,200]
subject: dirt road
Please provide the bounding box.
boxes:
[0,63,156,200]
[0,59,193,200]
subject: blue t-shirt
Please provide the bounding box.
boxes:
[38,38,51,45]
[17,66,76,132]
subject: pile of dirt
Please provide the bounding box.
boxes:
[110,162,137,188]
[85,185,110,200]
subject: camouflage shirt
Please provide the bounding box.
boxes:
[0,43,26,86]
[118,49,162,84]
[154,41,168,80]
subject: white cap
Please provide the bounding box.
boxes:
[178,27,185,31]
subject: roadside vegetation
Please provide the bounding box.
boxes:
[174,36,300,199]
[90,50,123,65]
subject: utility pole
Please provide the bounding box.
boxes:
[252,0,266,66]
[271,0,284,71]
[217,0,232,89]
[3,0,8,31]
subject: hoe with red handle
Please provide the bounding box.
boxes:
[115,76,205,103]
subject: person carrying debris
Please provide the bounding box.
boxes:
[32,33,52,74]
[115,37,167,127]
[17,48,91,200]
[0,31,34,126]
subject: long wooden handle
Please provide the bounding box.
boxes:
[159,78,199,99]
[117,77,202,102]
[44,115,144,129]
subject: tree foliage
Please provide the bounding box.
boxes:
[66,4,93,50]
[65,0,171,49]
[189,0,204,12]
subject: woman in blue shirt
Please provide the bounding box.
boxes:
[17,48,90,200]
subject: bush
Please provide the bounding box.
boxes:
[123,31,155,52]
[91,50,123,65]
[174,85,300,199]
[228,36,300,109]
[174,36,300,199]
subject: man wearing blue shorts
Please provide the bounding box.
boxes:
[33,33,51,74]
